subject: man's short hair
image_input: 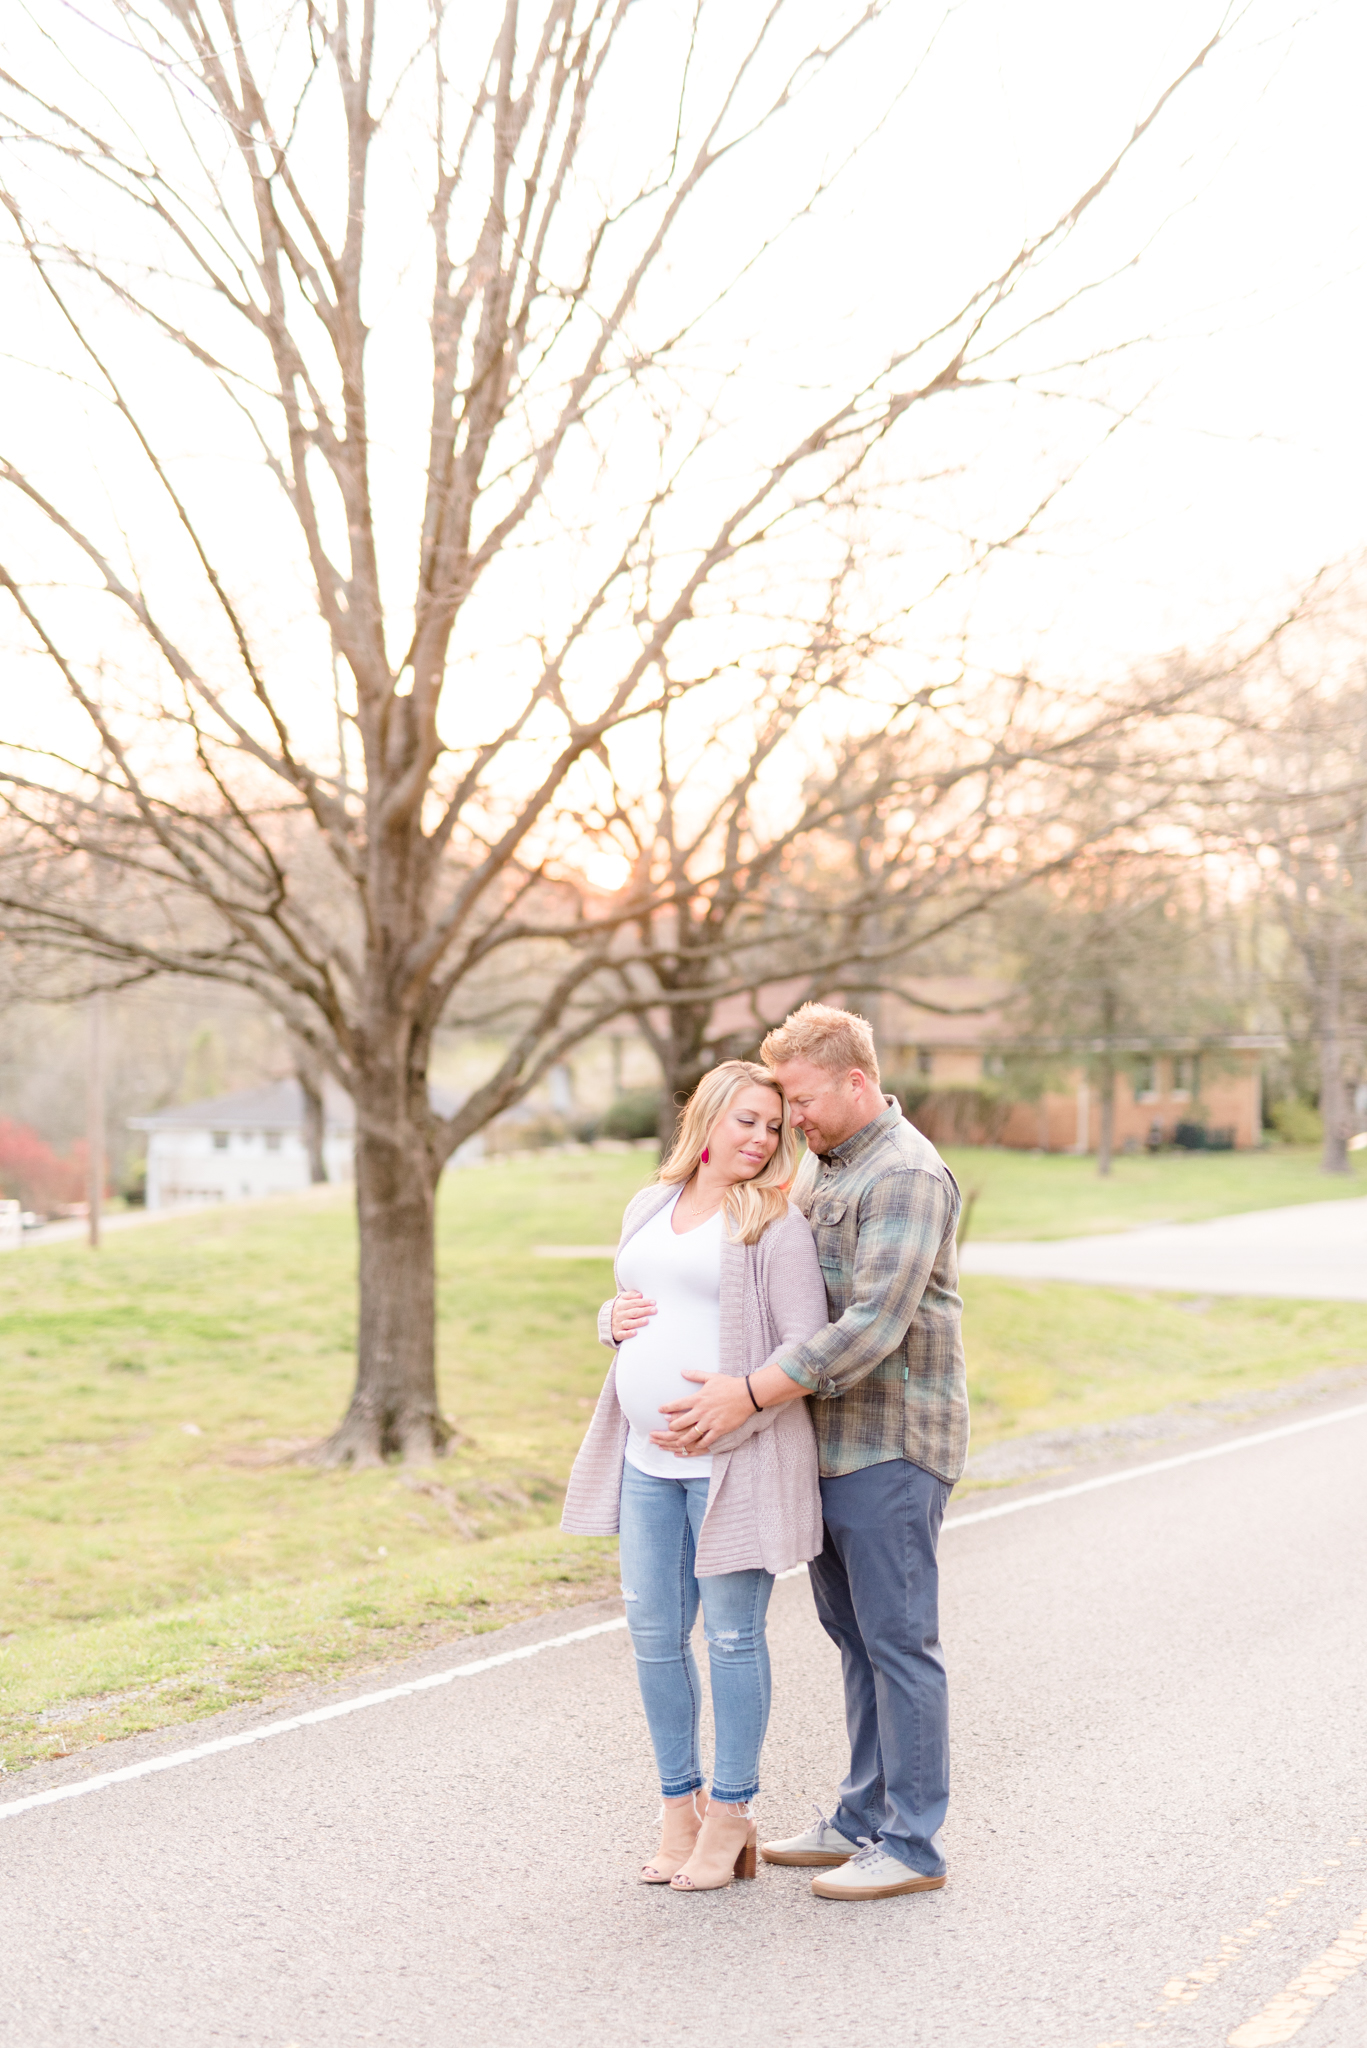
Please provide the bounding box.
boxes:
[760,1002,881,1086]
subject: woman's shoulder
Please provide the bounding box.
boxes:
[620,1182,673,1239]
[752,1199,816,1258]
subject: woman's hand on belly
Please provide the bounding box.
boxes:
[610,1290,657,1342]
[654,1424,712,1459]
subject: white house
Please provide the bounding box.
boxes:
[129,1078,481,1210]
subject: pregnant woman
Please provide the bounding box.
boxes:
[562,1060,827,1893]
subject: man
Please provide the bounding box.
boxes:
[657,1002,968,1901]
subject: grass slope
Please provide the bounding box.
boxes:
[2,1146,1364,1769]
[965,1283,1367,1446]
[940,1142,1362,1241]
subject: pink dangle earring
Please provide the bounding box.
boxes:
[700,1148,709,1164]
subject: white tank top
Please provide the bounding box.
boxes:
[615,1191,722,1480]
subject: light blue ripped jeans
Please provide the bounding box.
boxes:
[618,1460,774,1804]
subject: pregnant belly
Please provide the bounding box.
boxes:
[615,1342,708,1440]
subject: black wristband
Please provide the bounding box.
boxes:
[745,1374,762,1414]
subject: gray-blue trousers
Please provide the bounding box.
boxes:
[808,1457,951,1877]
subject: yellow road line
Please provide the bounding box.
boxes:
[1226,1905,1367,2046]
[1092,1837,1367,2046]
[1157,1872,1335,2012]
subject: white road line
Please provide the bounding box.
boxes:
[3,1398,1365,1825]
[943,1400,1367,1530]
[0,1618,630,1822]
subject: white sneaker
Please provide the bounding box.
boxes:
[810,1838,948,1900]
[760,1804,858,1867]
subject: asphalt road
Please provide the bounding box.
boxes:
[3,1400,1366,2048]
[959,1196,1367,1300]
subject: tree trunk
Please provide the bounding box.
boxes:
[297,1063,328,1184]
[1096,992,1117,1177]
[650,988,715,1148]
[1096,1057,1116,1177]
[1319,1032,1349,1174]
[1319,925,1350,1174]
[315,1052,450,1467]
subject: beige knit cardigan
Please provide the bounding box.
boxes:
[560,1183,828,1576]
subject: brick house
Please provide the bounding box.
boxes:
[877,979,1272,1152]
[700,977,1272,1153]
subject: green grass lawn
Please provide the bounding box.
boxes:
[964,1284,1367,1444]
[940,1141,1362,1241]
[3,1145,1365,1772]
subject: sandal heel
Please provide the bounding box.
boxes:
[671,1808,758,1891]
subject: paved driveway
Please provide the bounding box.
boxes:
[959,1195,1367,1299]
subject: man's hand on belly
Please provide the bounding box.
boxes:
[651,1358,805,1452]
[651,1368,752,1453]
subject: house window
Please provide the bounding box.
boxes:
[916,1047,933,1077]
[212,1131,230,1150]
[983,1052,1006,1079]
[1172,1054,1199,1098]
[265,1132,282,1152]
[1133,1058,1158,1103]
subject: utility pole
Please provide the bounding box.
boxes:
[87,989,105,1248]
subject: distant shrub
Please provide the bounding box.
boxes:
[0,1119,88,1211]
[485,1110,569,1155]
[884,1076,1017,1146]
[883,1075,931,1119]
[1171,1120,1234,1151]
[597,1089,663,1143]
[1268,1098,1323,1146]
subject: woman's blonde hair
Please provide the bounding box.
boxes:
[659,1060,796,1245]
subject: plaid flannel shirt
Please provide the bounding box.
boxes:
[777,1096,970,1484]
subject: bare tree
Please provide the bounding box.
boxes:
[0,0,1245,1461]
[607,607,1328,1161]
[591,665,1225,1134]
[1229,672,1367,1173]
[988,849,1243,1175]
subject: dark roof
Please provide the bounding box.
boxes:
[128,1077,461,1134]
[651,974,1018,1048]
[882,978,1018,1048]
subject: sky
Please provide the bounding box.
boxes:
[741,0,1367,678]
[2,0,1365,774]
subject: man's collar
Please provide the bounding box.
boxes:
[822,1093,901,1166]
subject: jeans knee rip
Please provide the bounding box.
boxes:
[705,1626,741,1652]
[620,1585,639,1601]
